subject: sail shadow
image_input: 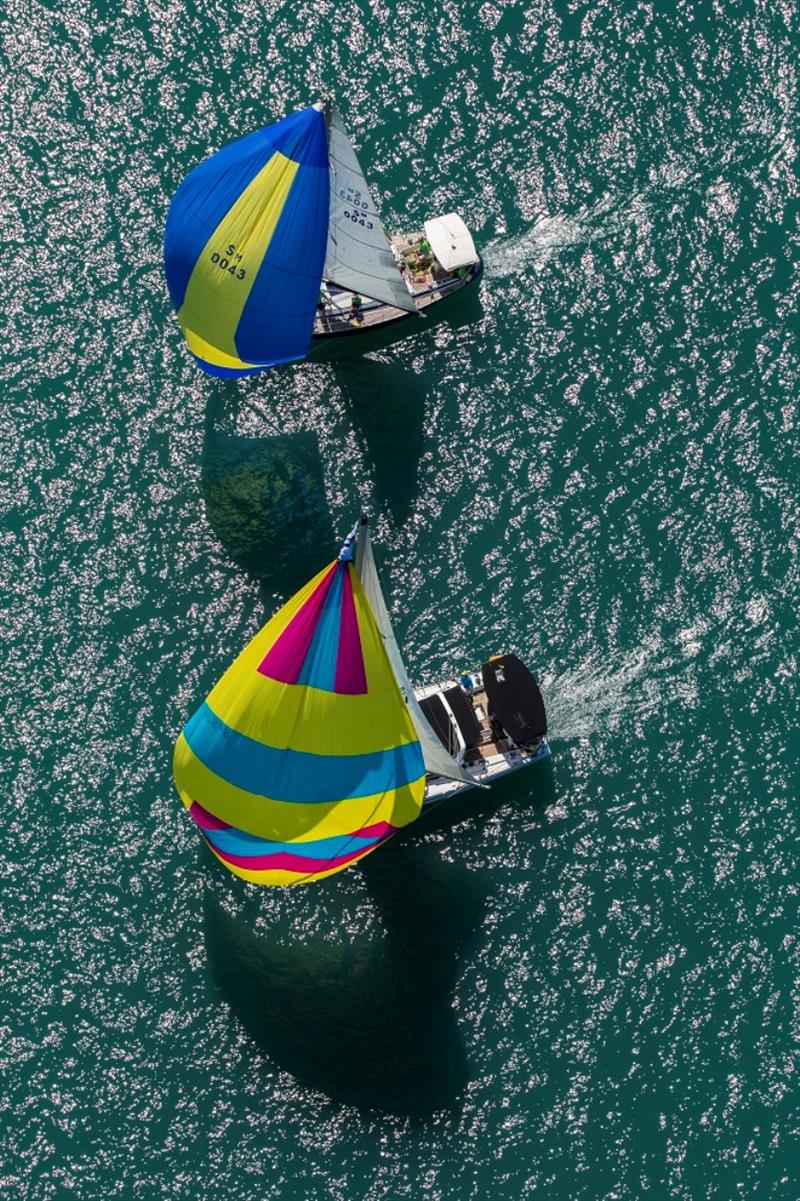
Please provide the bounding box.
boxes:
[200,418,333,595]
[332,357,426,526]
[202,842,484,1118]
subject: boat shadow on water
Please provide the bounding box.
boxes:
[200,396,333,596]
[326,281,484,526]
[201,760,556,1119]
[333,356,426,528]
[202,840,485,1119]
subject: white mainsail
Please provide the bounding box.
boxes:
[355,522,477,786]
[324,103,417,313]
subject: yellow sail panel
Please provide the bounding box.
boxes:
[177,152,299,366]
[350,565,405,695]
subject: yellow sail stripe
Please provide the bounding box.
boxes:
[350,563,402,695]
[173,732,425,840]
[181,327,257,372]
[207,674,418,757]
[177,151,300,366]
[202,840,381,887]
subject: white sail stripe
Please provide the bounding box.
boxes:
[355,525,477,786]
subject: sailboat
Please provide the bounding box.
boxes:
[163,102,482,378]
[173,518,550,886]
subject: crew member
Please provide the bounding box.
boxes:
[348,293,364,325]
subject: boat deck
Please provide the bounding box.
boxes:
[417,676,550,811]
[312,232,478,336]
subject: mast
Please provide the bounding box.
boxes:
[323,103,418,313]
[355,518,478,786]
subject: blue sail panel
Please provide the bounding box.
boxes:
[163,106,329,377]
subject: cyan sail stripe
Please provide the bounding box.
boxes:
[295,564,344,692]
[183,702,425,804]
[201,823,384,860]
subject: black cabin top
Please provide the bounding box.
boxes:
[481,654,547,742]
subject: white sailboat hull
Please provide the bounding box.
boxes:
[313,232,483,338]
[413,669,551,815]
[422,740,551,811]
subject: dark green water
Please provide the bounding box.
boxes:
[3,1,799,1198]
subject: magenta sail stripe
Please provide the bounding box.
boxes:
[334,564,367,695]
[205,838,376,875]
[258,563,338,684]
[189,800,231,831]
[351,821,397,839]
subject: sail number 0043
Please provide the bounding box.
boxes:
[344,210,373,230]
[210,245,246,280]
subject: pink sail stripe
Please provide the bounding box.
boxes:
[189,800,231,831]
[205,838,372,875]
[258,563,337,684]
[334,564,367,695]
[351,821,397,839]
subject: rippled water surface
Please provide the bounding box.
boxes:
[3,1,799,1198]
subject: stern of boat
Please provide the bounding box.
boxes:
[416,657,550,814]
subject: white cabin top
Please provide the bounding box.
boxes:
[423,213,480,271]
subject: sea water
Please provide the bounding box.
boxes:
[2,1,798,1198]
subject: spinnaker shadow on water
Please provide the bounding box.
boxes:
[325,281,484,525]
[202,840,485,1118]
[200,396,333,596]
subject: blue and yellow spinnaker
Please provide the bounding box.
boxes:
[164,106,329,377]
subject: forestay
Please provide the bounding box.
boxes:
[324,103,417,312]
[355,521,477,786]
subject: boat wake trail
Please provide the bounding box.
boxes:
[482,193,649,278]
[482,118,784,280]
[543,628,705,743]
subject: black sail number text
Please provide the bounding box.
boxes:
[210,244,246,280]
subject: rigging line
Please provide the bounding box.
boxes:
[331,233,399,253]
[327,148,380,178]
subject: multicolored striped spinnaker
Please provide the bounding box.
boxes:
[173,533,426,885]
[163,106,329,377]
